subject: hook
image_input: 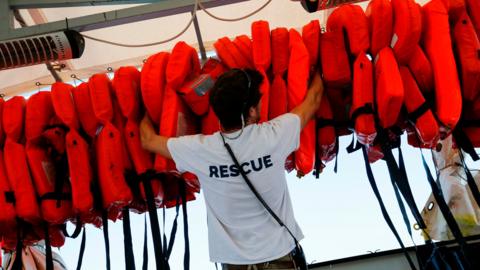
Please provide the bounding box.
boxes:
[65,17,69,30]
[70,74,85,83]
[143,59,147,63]
[106,67,113,72]
[0,93,5,98]
[35,81,52,87]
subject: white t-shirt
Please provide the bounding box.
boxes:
[167,113,304,264]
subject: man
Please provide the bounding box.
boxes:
[140,68,324,269]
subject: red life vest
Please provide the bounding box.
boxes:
[391,0,422,65]
[89,73,133,214]
[423,0,462,132]
[25,91,73,225]
[113,66,164,209]
[72,82,101,138]
[366,0,393,58]
[399,67,439,148]
[252,20,271,123]
[327,4,370,56]
[140,52,170,124]
[214,37,250,69]
[352,52,376,145]
[0,97,15,233]
[407,45,434,93]
[453,11,480,104]
[442,0,466,22]
[233,35,254,68]
[155,42,200,175]
[375,47,404,129]
[320,30,352,88]
[3,96,41,224]
[51,82,98,225]
[466,0,480,38]
[288,29,315,177]
[270,27,289,120]
[199,59,228,135]
[316,97,336,163]
[302,20,321,72]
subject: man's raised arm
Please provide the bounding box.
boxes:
[139,114,172,159]
[290,72,325,130]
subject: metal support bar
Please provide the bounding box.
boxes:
[10,0,163,9]
[192,12,207,60]
[1,0,249,41]
[0,1,14,36]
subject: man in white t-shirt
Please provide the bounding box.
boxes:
[140,68,324,269]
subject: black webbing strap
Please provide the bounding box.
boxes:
[419,150,472,269]
[61,218,82,239]
[140,171,167,270]
[39,192,72,202]
[122,207,136,270]
[378,130,427,230]
[452,127,480,161]
[11,224,23,270]
[179,180,190,270]
[4,191,15,204]
[361,146,418,270]
[76,227,86,270]
[43,223,54,270]
[316,118,335,129]
[408,101,430,124]
[346,134,362,154]
[350,103,374,125]
[101,210,111,270]
[458,151,480,209]
[166,198,181,259]
[143,215,148,270]
[334,136,340,174]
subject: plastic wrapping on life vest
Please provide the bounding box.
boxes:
[288,29,315,177]
[366,0,393,58]
[3,97,41,224]
[422,0,462,132]
[25,91,73,224]
[327,4,370,56]
[320,31,352,88]
[407,46,434,93]
[399,67,439,148]
[453,11,480,104]
[421,135,480,240]
[352,53,376,145]
[375,47,404,129]
[200,59,227,135]
[252,20,271,123]
[391,0,422,65]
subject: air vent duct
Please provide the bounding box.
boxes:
[0,30,85,71]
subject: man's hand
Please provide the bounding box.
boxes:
[139,114,172,159]
[291,71,324,129]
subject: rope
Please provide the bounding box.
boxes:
[198,0,272,22]
[81,0,199,47]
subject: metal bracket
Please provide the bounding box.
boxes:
[2,0,249,41]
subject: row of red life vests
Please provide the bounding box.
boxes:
[1,0,480,256]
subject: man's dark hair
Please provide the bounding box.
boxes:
[209,68,263,130]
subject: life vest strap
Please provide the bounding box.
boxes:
[122,207,136,270]
[4,191,15,204]
[39,192,72,202]
[316,118,336,129]
[350,103,375,124]
[408,101,430,123]
[360,146,418,270]
[76,227,86,270]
